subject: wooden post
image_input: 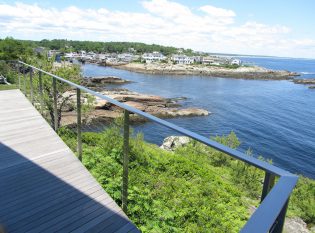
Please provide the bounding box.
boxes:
[77,88,82,161]
[261,172,275,202]
[122,110,130,213]
[52,77,58,131]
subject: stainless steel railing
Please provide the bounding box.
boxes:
[12,60,298,233]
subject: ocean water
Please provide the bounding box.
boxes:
[82,57,315,179]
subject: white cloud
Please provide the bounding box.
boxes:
[0,0,314,58]
[199,5,235,18]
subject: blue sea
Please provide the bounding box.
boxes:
[82,57,315,179]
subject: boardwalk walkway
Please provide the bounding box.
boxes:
[0,90,139,233]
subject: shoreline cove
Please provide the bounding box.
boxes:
[99,62,300,80]
[82,61,315,179]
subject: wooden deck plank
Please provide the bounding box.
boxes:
[0,90,139,233]
[0,177,99,222]
[9,188,106,231]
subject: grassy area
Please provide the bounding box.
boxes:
[0,84,18,91]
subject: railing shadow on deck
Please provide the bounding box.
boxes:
[0,142,139,233]
[4,60,299,233]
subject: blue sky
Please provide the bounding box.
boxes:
[0,0,314,58]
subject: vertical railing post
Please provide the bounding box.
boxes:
[18,64,21,90]
[77,88,82,161]
[52,77,58,131]
[271,200,289,233]
[30,68,34,104]
[23,67,26,95]
[261,172,275,202]
[38,71,44,114]
[122,110,130,213]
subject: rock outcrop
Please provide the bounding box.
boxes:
[160,136,191,151]
[81,76,130,91]
[284,217,310,233]
[293,79,315,85]
[83,76,130,84]
[111,63,299,80]
[60,89,210,126]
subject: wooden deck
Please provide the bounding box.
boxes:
[0,90,140,233]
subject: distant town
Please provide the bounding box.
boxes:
[42,48,242,67]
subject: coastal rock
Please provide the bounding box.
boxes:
[284,217,310,233]
[83,76,130,85]
[293,79,315,85]
[160,136,191,151]
[112,63,299,80]
[60,89,210,126]
[94,99,109,109]
[124,101,146,111]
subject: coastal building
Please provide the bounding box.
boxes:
[95,53,107,61]
[34,47,45,55]
[193,56,203,64]
[47,50,59,59]
[172,54,194,64]
[85,51,97,60]
[64,52,79,59]
[202,56,227,65]
[80,50,86,57]
[142,52,166,63]
[202,56,216,65]
[230,58,242,66]
[118,53,135,62]
[95,53,118,62]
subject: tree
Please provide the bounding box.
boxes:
[0,37,33,61]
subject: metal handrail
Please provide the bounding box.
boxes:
[15,60,298,233]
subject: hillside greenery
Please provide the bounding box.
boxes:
[0,37,198,56]
[58,122,315,232]
[35,39,197,55]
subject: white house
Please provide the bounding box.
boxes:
[230,58,242,66]
[202,56,216,65]
[84,52,96,60]
[64,52,79,59]
[193,56,203,64]
[80,51,86,57]
[202,56,227,65]
[118,53,134,62]
[142,52,166,63]
[172,55,194,64]
[47,50,59,59]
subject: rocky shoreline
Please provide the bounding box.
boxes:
[293,78,315,89]
[107,62,299,80]
[80,76,131,91]
[61,77,209,126]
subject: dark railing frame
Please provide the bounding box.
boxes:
[12,61,298,233]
